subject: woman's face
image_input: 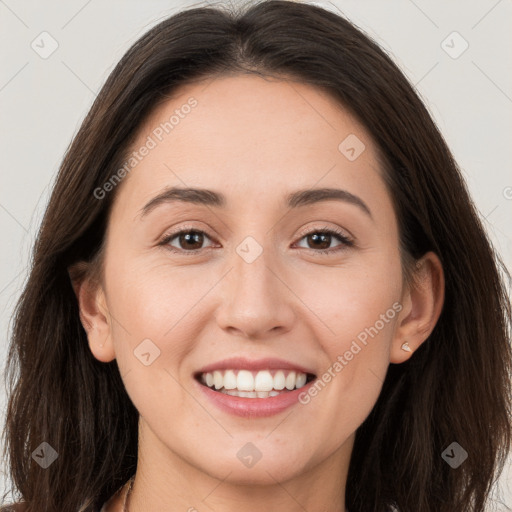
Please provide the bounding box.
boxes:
[92,74,410,487]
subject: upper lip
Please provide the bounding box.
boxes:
[195,357,316,376]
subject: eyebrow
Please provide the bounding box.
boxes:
[139,186,372,219]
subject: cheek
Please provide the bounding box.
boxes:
[105,263,211,421]
[292,248,402,350]
[104,259,222,398]
[290,250,401,419]
[106,252,216,339]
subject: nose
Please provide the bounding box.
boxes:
[215,242,296,340]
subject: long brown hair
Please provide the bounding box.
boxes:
[2,1,511,511]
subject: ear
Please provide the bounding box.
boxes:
[390,251,445,363]
[68,261,116,363]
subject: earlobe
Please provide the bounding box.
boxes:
[400,341,412,353]
[391,251,445,364]
[68,262,116,363]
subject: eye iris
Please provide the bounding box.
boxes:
[169,230,342,252]
[180,231,204,250]
[308,233,330,250]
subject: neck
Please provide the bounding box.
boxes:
[125,418,353,512]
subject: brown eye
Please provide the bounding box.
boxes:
[305,232,332,250]
[162,229,214,253]
[295,228,353,254]
[177,231,205,250]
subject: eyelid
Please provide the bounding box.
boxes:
[292,225,354,254]
[158,223,355,254]
[158,223,218,249]
[294,223,353,242]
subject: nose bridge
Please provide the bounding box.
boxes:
[215,233,294,337]
[232,236,275,298]
[231,233,281,307]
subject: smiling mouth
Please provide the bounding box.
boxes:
[195,369,317,398]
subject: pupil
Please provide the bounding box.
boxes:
[177,232,332,251]
[309,233,330,250]
[180,231,203,249]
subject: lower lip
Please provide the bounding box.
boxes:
[195,378,316,418]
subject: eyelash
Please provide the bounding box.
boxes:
[158,226,354,256]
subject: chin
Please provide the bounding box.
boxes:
[198,447,311,485]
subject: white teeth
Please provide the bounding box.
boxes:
[213,370,223,390]
[237,370,254,391]
[285,371,296,390]
[273,370,286,390]
[220,389,276,398]
[223,370,237,390]
[200,369,311,394]
[296,372,307,389]
[222,390,265,398]
[254,370,274,391]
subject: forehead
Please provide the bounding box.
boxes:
[112,73,392,220]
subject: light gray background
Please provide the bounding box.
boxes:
[1,0,511,508]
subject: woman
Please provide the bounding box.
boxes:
[1,1,511,511]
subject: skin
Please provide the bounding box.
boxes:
[73,74,444,512]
